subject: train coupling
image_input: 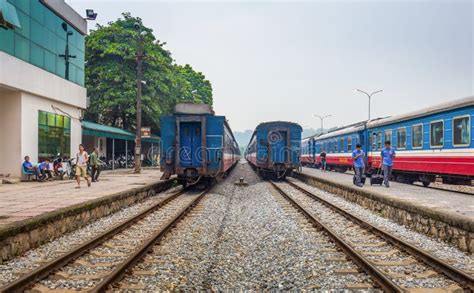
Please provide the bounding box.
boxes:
[235,177,248,186]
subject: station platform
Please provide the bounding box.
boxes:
[0,168,173,261]
[300,167,473,218]
[296,167,474,252]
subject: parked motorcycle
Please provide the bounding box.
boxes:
[63,158,76,179]
[53,153,66,179]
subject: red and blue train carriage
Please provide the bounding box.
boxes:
[246,121,302,179]
[160,103,240,187]
[303,96,474,186]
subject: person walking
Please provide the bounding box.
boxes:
[320,150,327,172]
[75,144,91,188]
[381,140,396,187]
[352,144,365,187]
[90,147,103,182]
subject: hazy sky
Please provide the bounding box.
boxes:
[67,0,473,131]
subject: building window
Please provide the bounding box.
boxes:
[412,124,423,149]
[453,116,470,146]
[38,111,71,160]
[430,121,444,147]
[347,137,352,152]
[397,128,407,149]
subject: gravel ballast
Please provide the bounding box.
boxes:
[287,177,474,274]
[0,186,182,287]
[118,161,374,291]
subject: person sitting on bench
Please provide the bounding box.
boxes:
[22,156,39,180]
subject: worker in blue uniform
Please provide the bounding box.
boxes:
[352,144,365,187]
[381,140,396,187]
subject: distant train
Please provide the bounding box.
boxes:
[160,103,240,187]
[246,121,302,179]
[301,96,474,186]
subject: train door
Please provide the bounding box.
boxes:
[179,122,202,167]
[270,130,288,163]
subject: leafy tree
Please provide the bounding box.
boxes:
[175,64,213,105]
[84,13,213,132]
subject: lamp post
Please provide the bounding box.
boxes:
[313,114,331,134]
[134,23,147,174]
[59,22,76,81]
[355,89,383,121]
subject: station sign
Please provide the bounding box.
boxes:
[141,127,151,138]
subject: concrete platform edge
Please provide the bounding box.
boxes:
[293,172,474,253]
[0,179,175,262]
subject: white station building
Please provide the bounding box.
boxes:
[0,0,87,177]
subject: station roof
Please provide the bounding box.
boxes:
[82,121,160,143]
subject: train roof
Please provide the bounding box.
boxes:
[310,96,474,141]
[255,121,303,131]
[367,96,474,128]
[314,122,366,141]
[174,103,214,115]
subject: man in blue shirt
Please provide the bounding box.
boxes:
[38,159,52,181]
[380,140,396,187]
[22,156,39,180]
[352,144,365,187]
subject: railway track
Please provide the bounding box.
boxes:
[300,168,474,196]
[269,180,474,292]
[0,187,211,293]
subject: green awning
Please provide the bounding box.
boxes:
[82,121,160,143]
[0,0,21,29]
[143,134,160,144]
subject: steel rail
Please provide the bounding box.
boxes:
[0,188,186,293]
[285,179,474,291]
[424,184,474,197]
[90,187,211,292]
[269,181,403,293]
[297,170,474,196]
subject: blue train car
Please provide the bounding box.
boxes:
[303,96,474,186]
[246,121,302,179]
[160,103,240,187]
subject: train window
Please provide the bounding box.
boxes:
[339,137,344,152]
[412,124,423,148]
[334,140,338,153]
[371,132,376,150]
[430,121,444,147]
[384,129,392,144]
[347,137,352,152]
[453,116,470,146]
[377,132,382,150]
[397,128,407,149]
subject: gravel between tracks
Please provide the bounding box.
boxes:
[118,161,374,291]
[0,186,182,287]
[287,177,474,274]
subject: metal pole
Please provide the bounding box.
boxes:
[368,96,371,121]
[134,33,144,174]
[65,33,69,80]
[356,89,383,121]
[125,140,128,169]
[313,114,331,134]
[151,142,154,166]
[112,139,115,170]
